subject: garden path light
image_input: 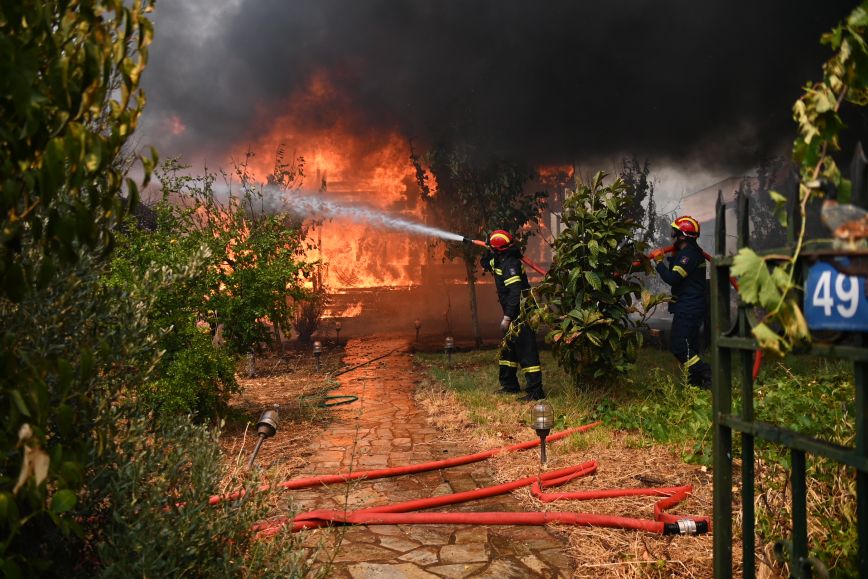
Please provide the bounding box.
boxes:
[313,340,322,372]
[531,400,554,465]
[247,406,279,470]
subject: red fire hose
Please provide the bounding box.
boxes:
[244,423,709,538]
[209,422,601,505]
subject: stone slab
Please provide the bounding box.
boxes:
[347,562,439,579]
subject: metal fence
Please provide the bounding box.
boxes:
[711,144,868,577]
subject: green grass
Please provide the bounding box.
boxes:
[417,345,859,576]
[418,347,707,459]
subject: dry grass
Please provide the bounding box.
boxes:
[217,347,344,497]
[414,365,726,578]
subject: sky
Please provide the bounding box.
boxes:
[136,1,860,201]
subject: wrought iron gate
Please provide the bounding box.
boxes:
[711,145,868,577]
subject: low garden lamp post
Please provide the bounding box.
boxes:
[445,336,454,365]
[247,406,279,469]
[414,319,421,342]
[335,321,342,345]
[649,328,663,350]
[313,340,322,372]
[531,400,554,466]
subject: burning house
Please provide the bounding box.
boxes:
[136,1,860,341]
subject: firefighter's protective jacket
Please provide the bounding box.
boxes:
[655,240,707,314]
[489,249,530,319]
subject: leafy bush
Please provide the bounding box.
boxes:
[1,1,156,573]
[0,250,160,575]
[110,204,239,417]
[109,159,317,415]
[144,327,238,416]
[158,159,313,356]
[83,413,320,578]
[522,171,668,383]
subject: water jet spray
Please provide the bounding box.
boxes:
[267,188,465,243]
[262,186,554,280]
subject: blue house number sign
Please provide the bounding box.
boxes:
[804,260,868,331]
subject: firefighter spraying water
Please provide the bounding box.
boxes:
[274,191,726,385]
[478,230,546,401]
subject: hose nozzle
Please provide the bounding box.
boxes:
[462,237,488,248]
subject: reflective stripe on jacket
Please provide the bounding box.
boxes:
[492,250,530,319]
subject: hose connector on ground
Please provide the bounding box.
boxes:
[663,519,709,535]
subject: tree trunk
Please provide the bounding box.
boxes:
[464,258,482,348]
[273,322,285,356]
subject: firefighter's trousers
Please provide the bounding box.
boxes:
[499,322,543,394]
[670,311,711,387]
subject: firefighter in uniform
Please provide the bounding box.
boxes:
[654,216,712,389]
[483,230,545,401]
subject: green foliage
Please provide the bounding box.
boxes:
[0,251,159,574]
[522,172,668,383]
[0,0,157,299]
[85,413,319,578]
[751,360,857,577]
[144,328,238,416]
[731,246,810,356]
[593,369,713,465]
[0,1,156,573]
[110,158,316,414]
[732,2,868,355]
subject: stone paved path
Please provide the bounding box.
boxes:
[288,336,573,578]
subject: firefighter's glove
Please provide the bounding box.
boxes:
[650,249,665,263]
[500,316,512,333]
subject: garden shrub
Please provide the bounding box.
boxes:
[144,327,238,416]
[0,249,160,575]
[522,171,668,384]
[84,412,320,578]
[109,159,317,415]
[0,1,156,573]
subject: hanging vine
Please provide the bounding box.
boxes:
[731,2,868,356]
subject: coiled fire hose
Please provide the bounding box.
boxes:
[210,422,709,538]
[209,422,601,505]
[299,347,406,408]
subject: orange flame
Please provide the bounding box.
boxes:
[232,73,437,289]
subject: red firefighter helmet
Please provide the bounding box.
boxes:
[671,215,700,238]
[488,230,514,251]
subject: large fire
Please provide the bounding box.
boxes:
[237,74,435,290]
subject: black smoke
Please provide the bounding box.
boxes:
[140,0,860,173]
